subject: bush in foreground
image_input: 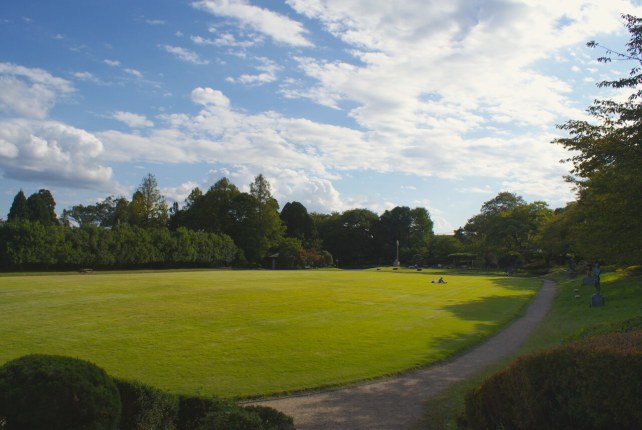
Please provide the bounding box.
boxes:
[463,331,642,429]
[0,354,121,430]
[0,355,294,430]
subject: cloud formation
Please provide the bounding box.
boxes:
[0,64,113,189]
[193,0,313,47]
[0,63,74,119]
[3,1,642,226]
[0,119,112,187]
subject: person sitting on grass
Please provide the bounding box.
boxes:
[431,277,447,284]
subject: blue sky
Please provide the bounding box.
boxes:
[1,0,640,233]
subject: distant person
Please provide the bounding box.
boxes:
[431,277,446,284]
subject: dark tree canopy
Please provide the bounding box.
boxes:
[25,189,58,226]
[280,201,314,243]
[7,190,28,221]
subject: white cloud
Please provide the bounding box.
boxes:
[263,168,345,212]
[0,62,74,119]
[104,59,121,67]
[0,119,113,187]
[145,19,165,25]
[192,0,313,47]
[191,87,230,107]
[191,33,260,48]
[124,68,143,78]
[113,111,154,128]
[226,57,280,85]
[162,180,200,205]
[72,71,106,85]
[160,44,210,65]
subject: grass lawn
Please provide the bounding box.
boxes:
[417,268,642,429]
[0,268,538,398]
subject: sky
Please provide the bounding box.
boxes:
[1,0,641,233]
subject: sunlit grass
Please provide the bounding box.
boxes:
[0,269,538,398]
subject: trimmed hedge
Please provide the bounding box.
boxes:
[0,354,121,430]
[114,379,178,430]
[464,331,642,429]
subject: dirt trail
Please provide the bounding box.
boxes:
[249,280,557,430]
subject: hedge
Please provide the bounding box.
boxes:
[464,330,642,429]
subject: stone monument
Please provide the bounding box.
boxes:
[589,262,604,307]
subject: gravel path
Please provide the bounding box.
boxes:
[248,280,557,430]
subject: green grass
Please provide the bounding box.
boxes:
[417,268,642,429]
[0,268,538,398]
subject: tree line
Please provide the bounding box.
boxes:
[1,174,439,270]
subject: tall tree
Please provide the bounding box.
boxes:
[280,201,314,244]
[554,14,642,263]
[248,174,284,258]
[129,174,168,228]
[26,189,58,226]
[203,178,240,233]
[7,190,28,221]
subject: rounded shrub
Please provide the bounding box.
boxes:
[464,331,642,429]
[0,354,121,430]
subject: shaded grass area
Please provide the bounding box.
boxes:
[0,269,538,398]
[417,268,642,429]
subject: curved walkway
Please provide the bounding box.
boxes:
[249,280,557,430]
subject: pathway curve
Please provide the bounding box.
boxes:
[249,280,557,430]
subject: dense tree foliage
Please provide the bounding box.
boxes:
[375,206,434,266]
[457,192,552,268]
[280,201,316,246]
[9,189,59,225]
[552,14,642,264]
[62,196,130,228]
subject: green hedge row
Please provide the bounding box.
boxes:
[0,355,293,430]
[463,331,642,429]
[0,221,238,270]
